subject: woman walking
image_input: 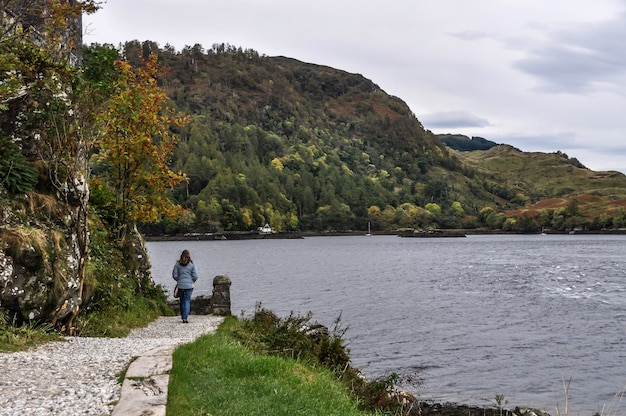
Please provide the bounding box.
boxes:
[172,249,198,323]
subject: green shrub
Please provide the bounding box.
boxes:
[74,215,173,337]
[232,304,350,373]
[0,137,37,194]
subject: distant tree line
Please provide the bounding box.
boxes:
[438,135,498,151]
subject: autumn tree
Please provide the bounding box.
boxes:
[92,54,189,241]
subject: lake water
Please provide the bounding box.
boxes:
[146,234,626,414]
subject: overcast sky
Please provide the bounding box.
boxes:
[83,0,626,173]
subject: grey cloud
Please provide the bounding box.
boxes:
[513,12,626,94]
[448,30,495,41]
[499,132,576,151]
[501,130,626,157]
[420,111,490,129]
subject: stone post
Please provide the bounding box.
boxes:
[211,275,231,316]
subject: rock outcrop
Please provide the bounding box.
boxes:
[0,175,89,332]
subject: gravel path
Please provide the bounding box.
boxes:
[0,315,224,416]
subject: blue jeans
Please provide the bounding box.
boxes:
[179,288,193,320]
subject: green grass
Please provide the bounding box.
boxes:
[75,296,173,337]
[0,318,59,352]
[167,316,374,416]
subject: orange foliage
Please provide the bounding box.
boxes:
[506,195,626,219]
[95,54,189,235]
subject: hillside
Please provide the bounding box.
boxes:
[118,41,626,233]
[451,145,626,224]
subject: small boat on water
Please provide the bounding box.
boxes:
[397,229,466,238]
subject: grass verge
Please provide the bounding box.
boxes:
[0,315,59,352]
[167,315,375,416]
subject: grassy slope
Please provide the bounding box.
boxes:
[167,315,536,416]
[453,145,626,217]
[167,317,372,416]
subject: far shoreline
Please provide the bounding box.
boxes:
[142,228,626,241]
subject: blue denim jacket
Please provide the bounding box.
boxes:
[172,262,198,289]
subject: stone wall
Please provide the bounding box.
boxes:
[169,275,231,316]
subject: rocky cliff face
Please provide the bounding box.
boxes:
[0,163,89,332]
[0,0,89,332]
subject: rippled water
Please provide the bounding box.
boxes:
[147,234,626,413]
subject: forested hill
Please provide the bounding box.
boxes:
[437,134,501,152]
[121,41,626,233]
[155,44,454,173]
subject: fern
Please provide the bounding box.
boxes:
[0,137,37,194]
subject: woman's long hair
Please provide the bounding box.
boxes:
[178,249,192,266]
